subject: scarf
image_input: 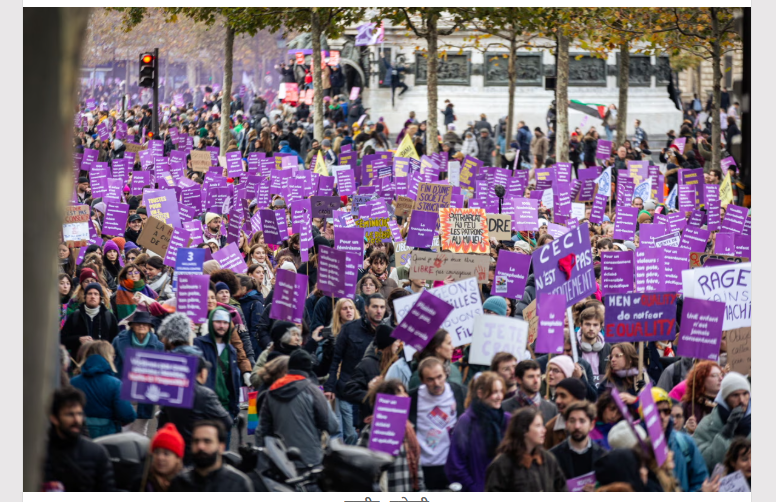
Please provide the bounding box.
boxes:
[124,227,141,244]
[203,224,221,242]
[472,400,507,459]
[514,389,541,408]
[115,278,151,320]
[615,367,640,378]
[364,415,421,491]
[84,304,100,320]
[370,267,389,283]
[131,333,151,348]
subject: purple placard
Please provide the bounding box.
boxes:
[553,181,572,217]
[663,246,689,293]
[81,148,98,172]
[259,209,282,244]
[639,222,665,247]
[638,382,669,467]
[511,197,538,231]
[367,394,411,456]
[613,206,638,240]
[706,200,721,232]
[120,348,198,409]
[275,208,289,239]
[734,234,751,259]
[616,177,635,207]
[391,290,455,352]
[546,223,570,239]
[226,151,244,178]
[679,226,710,253]
[176,274,209,324]
[714,232,735,255]
[678,185,697,212]
[687,210,706,228]
[406,210,437,248]
[567,472,597,492]
[317,246,359,298]
[589,194,608,224]
[743,214,751,236]
[131,171,151,196]
[665,212,687,234]
[96,120,110,141]
[310,196,341,219]
[533,222,595,307]
[601,251,634,296]
[535,293,566,354]
[163,227,192,267]
[492,251,531,298]
[603,292,677,343]
[289,199,312,235]
[144,189,181,228]
[116,120,128,140]
[596,140,612,159]
[578,166,602,180]
[721,204,747,234]
[534,167,555,191]
[269,269,308,324]
[634,248,663,292]
[212,242,248,274]
[335,169,356,196]
[720,156,737,177]
[102,202,129,237]
[677,297,725,362]
[334,226,366,255]
[317,175,335,196]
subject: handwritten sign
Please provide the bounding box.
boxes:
[440,207,489,254]
[409,250,490,284]
[469,315,529,366]
[137,216,174,257]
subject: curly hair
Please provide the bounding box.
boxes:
[681,361,722,403]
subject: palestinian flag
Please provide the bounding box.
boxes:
[570,100,606,119]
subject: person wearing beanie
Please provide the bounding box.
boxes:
[203,212,224,248]
[92,202,107,220]
[111,237,126,253]
[138,423,185,491]
[77,176,90,203]
[214,281,231,302]
[606,419,648,450]
[482,296,508,316]
[60,280,119,356]
[694,371,751,472]
[268,321,303,359]
[544,377,586,449]
[259,344,339,469]
[278,261,297,273]
[102,240,122,286]
[135,206,148,223]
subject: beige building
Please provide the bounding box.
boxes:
[677,50,744,103]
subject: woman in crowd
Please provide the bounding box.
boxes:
[681,361,723,435]
[408,329,463,389]
[112,263,158,321]
[597,343,641,400]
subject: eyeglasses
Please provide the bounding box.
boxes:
[658,408,672,416]
[127,270,141,277]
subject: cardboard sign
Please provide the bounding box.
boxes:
[604,293,678,343]
[727,327,751,375]
[63,204,91,247]
[681,262,751,330]
[395,196,415,218]
[124,142,146,155]
[409,250,490,283]
[414,182,452,212]
[469,315,529,366]
[190,151,212,172]
[487,213,512,241]
[522,299,539,344]
[137,216,174,256]
[368,394,411,456]
[688,252,749,269]
[439,207,489,254]
[120,348,198,408]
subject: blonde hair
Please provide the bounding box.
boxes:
[465,371,505,408]
[76,340,117,374]
[331,298,360,336]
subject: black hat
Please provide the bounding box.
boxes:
[129,310,156,326]
[375,324,397,351]
[84,282,103,296]
[556,378,587,401]
[78,176,89,184]
[128,199,140,211]
[288,349,315,374]
[270,321,297,345]
[128,214,142,223]
[136,207,147,215]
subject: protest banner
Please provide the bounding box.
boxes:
[533,222,595,307]
[600,251,634,296]
[676,297,726,361]
[120,348,198,408]
[681,262,751,330]
[469,315,529,366]
[63,204,91,248]
[176,275,209,323]
[688,251,749,269]
[439,208,489,254]
[269,269,308,324]
[486,213,512,241]
[144,189,181,228]
[137,216,173,257]
[679,227,710,253]
[663,246,690,293]
[603,293,678,343]
[459,156,481,190]
[406,210,437,249]
[395,196,415,218]
[727,327,751,375]
[334,226,365,255]
[512,197,539,231]
[393,277,483,347]
[368,394,412,456]
[309,196,341,219]
[259,209,282,245]
[392,290,455,352]
[212,242,248,274]
[317,246,359,298]
[414,182,453,214]
[634,248,663,292]
[596,139,612,159]
[409,250,490,283]
[613,206,638,240]
[639,382,669,466]
[101,202,128,237]
[535,293,566,355]
[589,194,608,224]
[163,227,192,268]
[190,150,212,172]
[491,251,531,299]
[355,216,392,244]
[175,248,205,275]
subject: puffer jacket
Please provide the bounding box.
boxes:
[693,397,752,472]
[237,291,264,348]
[44,427,116,491]
[70,354,137,438]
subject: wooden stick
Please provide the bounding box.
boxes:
[546,353,553,400]
[691,358,697,419]
[566,307,578,363]
[638,342,645,384]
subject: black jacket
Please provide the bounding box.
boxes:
[323,317,385,396]
[549,439,608,481]
[408,382,467,427]
[342,343,381,421]
[170,464,254,492]
[236,293,264,346]
[60,304,120,356]
[515,274,536,320]
[254,289,275,351]
[158,382,234,464]
[276,65,296,84]
[43,428,115,492]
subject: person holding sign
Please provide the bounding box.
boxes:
[549,401,606,490]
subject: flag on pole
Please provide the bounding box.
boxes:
[247,391,259,435]
[570,99,607,119]
[314,151,330,176]
[719,172,734,208]
[595,166,612,199]
[666,184,678,209]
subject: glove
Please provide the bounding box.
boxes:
[721,407,745,438]
[243,372,252,387]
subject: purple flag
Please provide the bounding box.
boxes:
[601,251,634,296]
[677,297,726,361]
[269,269,308,324]
[613,206,638,241]
[212,242,248,274]
[604,292,678,343]
[120,348,198,409]
[406,210,438,248]
[492,251,531,298]
[535,293,566,354]
[367,394,411,456]
[392,290,455,352]
[533,222,596,307]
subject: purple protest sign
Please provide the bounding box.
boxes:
[392,290,455,352]
[225,151,244,178]
[96,120,110,141]
[275,208,289,239]
[616,177,635,207]
[212,242,248,274]
[721,204,747,234]
[535,293,566,354]
[406,210,438,248]
[634,248,663,292]
[511,198,538,231]
[131,171,151,196]
[81,148,98,172]
[567,472,597,492]
[713,232,735,255]
[596,140,612,159]
[317,246,359,298]
[720,156,737,177]
[101,202,129,237]
[663,246,689,293]
[492,251,531,298]
[144,189,181,228]
[678,185,697,211]
[734,234,751,259]
[334,226,365,255]
[289,199,311,235]
[603,292,677,343]
[575,179,598,202]
[687,210,706,228]
[589,194,608,224]
[639,223,665,247]
[546,223,570,239]
[388,220,403,243]
[673,137,686,154]
[163,227,192,267]
[116,120,128,140]
[259,209,282,245]
[665,212,687,234]
[533,222,596,307]
[601,251,634,296]
[639,382,669,467]
[367,394,411,456]
[120,348,198,408]
[310,196,341,219]
[176,274,209,323]
[677,297,725,362]
[613,206,638,240]
[679,226,710,253]
[269,269,308,324]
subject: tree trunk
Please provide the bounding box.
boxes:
[555,32,570,162]
[311,11,325,142]
[24,6,91,492]
[506,33,517,147]
[220,24,234,156]
[425,12,440,154]
[187,61,197,89]
[710,8,722,171]
[616,39,630,147]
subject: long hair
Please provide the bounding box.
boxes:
[245,243,271,265]
[256,355,289,387]
[75,340,117,374]
[465,371,505,409]
[681,361,722,403]
[250,231,265,247]
[58,273,74,303]
[379,341,402,377]
[497,407,541,460]
[415,329,450,363]
[367,378,407,408]
[59,244,77,276]
[603,343,639,389]
[331,298,360,336]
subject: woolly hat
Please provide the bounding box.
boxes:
[103,240,120,256]
[279,261,297,272]
[482,296,507,316]
[205,212,221,226]
[93,202,107,215]
[158,312,194,346]
[215,282,230,294]
[643,199,658,211]
[270,321,297,345]
[322,139,332,147]
[151,423,185,459]
[211,309,231,323]
[607,420,648,450]
[720,372,750,401]
[538,218,549,228]
[84,282,103,296]
[513,241,532,254]
[124,240,138,252]
[375,325,397,351]
[288,349,315,374]
[548,355,575,379]
[79,268,99,285]
[111,237,126,252]
[637,211,652,224]
[556,377,587,401]
[136,207,147,216]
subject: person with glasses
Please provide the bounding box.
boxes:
[112,264,158,321]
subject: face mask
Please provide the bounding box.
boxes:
[192,450,218,469]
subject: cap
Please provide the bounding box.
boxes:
[211,309,231,323]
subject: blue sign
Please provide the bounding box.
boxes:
[176,248,205,274]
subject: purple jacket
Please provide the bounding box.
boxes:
[445,407,511,492]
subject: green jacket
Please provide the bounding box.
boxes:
[693,403,751,472]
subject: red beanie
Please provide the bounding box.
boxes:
[151,423,185,458]
[340,195,348,206]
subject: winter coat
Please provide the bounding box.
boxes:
[324,317,385,397]
[442,105,455,125]
[502,395,558,424]
[277,65,296,84]
[381,58,394,87]
[476,135,497,165]
[44,427,116,492]
[148,272,174,302]
[193,331,242,418]
[258,371,339,467]
[347,99,365,129]
[170,464,254,492]
[330,67,345,88]
[384,357,412,388]
[60,304,120,356]
[237,292,264,347]
[461,136,479,157]
[485,449,568,492]
[70,355,137,438]
[157,382,234,464]
[321,64,332,89]
[657,357,695,392]
[531,135,550,160]
[693,399,752,472]
[666,427,708,492]
[474,119,493,135]
[549,439,607,481]
[279,144,304,165]
[445,406,511,492]
[583,133,598,160]
[342,343,381,420]
[111,330,165,420]
[516,125,533,155]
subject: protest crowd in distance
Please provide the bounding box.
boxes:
[47,76,751,494]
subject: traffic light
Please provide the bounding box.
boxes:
[139,52,156,88]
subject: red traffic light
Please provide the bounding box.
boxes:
[142,54,154,64]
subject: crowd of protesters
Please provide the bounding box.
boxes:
[44,75,751,493]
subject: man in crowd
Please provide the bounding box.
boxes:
[576,307,611,383]
[60,282,119,356]
[490,352,518,400]
[502,359,558,423]
[549,401,606,487]
[544,378,587,449]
